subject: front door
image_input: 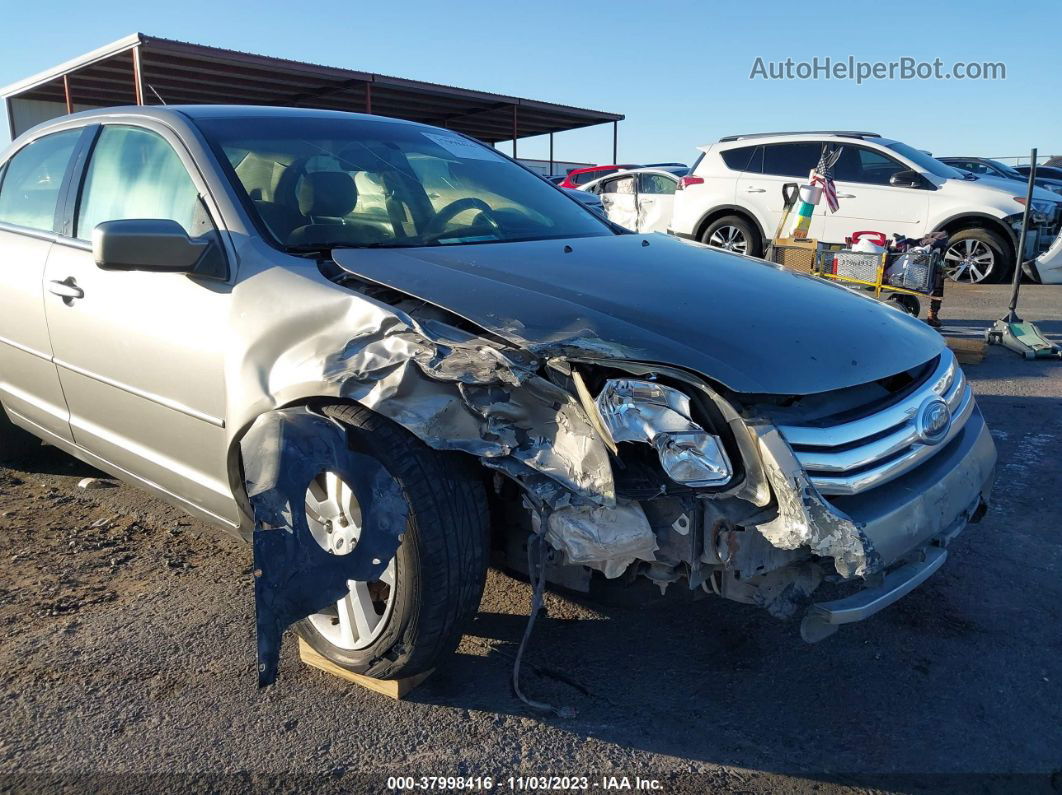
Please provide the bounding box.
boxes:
[0,128,83,442]
[635,172,677,233]
[598,174,638,230]
[822,145,930,244]
[42,122,238,527]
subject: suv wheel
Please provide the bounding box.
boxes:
[293,403,490,680]
[702,215,762,257]
[944,228,1010,284]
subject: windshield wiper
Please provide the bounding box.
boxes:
[284,240,429,254]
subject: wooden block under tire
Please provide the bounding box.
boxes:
[944,336,987,365]
[297,638,433,699]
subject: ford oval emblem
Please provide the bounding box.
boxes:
[917,397,951,445]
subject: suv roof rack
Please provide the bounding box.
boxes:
[718,131,881,142]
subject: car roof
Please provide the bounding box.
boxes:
[701,133,898,153]
[579,167,680,188]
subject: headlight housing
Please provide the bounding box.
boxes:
[593,379,732,487]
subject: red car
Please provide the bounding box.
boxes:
[560,164,640,189]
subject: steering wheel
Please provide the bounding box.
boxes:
[422,197,502,239]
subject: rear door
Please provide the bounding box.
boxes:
[635,172,677,233]
[42,122,238,527]
[0,127,84,443]
[741,142,826,241]
[823,145,930,243]
[597,174,638,230]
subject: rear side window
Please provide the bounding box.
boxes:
[638,173,676,194]
[574,168,615,185]
[0,129,80,232]
[76,125,208,239]
[761,142,822,178]
[720,146,758,172]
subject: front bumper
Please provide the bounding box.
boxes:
[1035,230,1062,283]
[800,407,996,638]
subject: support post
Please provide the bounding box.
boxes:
[131,46,144,105]
[365,81,372,114]
[512,105,518,159]
[63,75,73,115]
[612,121,618,164]
[1006,147,1037,322]
[549,132,554,174]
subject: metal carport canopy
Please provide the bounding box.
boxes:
[1,33,624,148]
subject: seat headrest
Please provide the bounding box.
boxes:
[297,171,357,217]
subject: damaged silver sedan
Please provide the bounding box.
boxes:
[0,106,996,687]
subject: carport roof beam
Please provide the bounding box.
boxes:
[1,33,624,144]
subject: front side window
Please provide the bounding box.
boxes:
[761,142,822,178]
[0,129,81,232]
[198,116,611,249]
[834,147,907,185]
[76,126,210,239]
[601,176,635,194]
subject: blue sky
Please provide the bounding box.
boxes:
[1,0,1056,166]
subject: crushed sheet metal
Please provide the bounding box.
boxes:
[545,499,658,578]
[320,297,615,506]
[242,406,408,686]
[748,427,880,579]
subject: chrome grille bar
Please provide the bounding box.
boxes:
[778,350,975,496]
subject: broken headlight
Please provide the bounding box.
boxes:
[594,379,732,487]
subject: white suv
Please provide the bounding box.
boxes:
[669,131,1062,284]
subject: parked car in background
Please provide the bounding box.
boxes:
[563,186,607,217]
[1013,165,1062,194]
[0,106,997,683]
[669,131,1062,283]
[940,157,1062,195]
[560,163,640,189]
[643,162,689,174]
[580,168,678,233]
[1044,156,1062,168]
[544,174,566,185]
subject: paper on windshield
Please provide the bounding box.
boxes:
[423,132,507,162]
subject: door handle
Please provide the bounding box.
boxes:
[641,198,655,204]
[837,193,856,199]
[746,187,766,193]
[48,277,84,303]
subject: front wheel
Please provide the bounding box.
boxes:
[293,403,489,680]
[944,228,1011,284]
[701,215,762,258]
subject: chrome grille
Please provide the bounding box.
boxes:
[777,351,974,496]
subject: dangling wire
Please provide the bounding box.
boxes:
[511,529,576,719]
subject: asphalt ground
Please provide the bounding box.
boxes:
[0,283,1059,795]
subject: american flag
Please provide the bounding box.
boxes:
[812,146,842,213]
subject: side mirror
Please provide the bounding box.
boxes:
[889,169,927,189]
[92,219,226,278]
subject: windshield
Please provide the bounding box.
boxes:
[196,115,612,250]
[883,141,967,180]
[985,159,1025,180]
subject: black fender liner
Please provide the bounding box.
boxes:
[242,405,408,686]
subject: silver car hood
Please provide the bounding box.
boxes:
[332,234,945,395]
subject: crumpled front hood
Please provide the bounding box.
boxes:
[332,234,944,395]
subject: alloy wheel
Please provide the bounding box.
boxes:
[707,225,748,254]
[304,471,397,651]
[944,239,995,283]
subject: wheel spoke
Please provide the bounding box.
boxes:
[335,594,359,647]
[379,560,396,587]
[348,581,378,639]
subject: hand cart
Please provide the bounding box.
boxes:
[812,243,940,316]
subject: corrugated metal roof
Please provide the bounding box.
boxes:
[2,33,623,143]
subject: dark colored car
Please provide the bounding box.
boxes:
[940,157,1062,194]
[1014,165,1062,195]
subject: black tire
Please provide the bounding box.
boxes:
[943,227,1012,284]
[887,293,921,316]
[701,215,762,258]
[293,403,489,680]
[0,406,42,464]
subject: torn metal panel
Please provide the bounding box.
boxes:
[241,406,407,686]
[319,297,616,506]
[746,426,880,579]
[545,499,658,579]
